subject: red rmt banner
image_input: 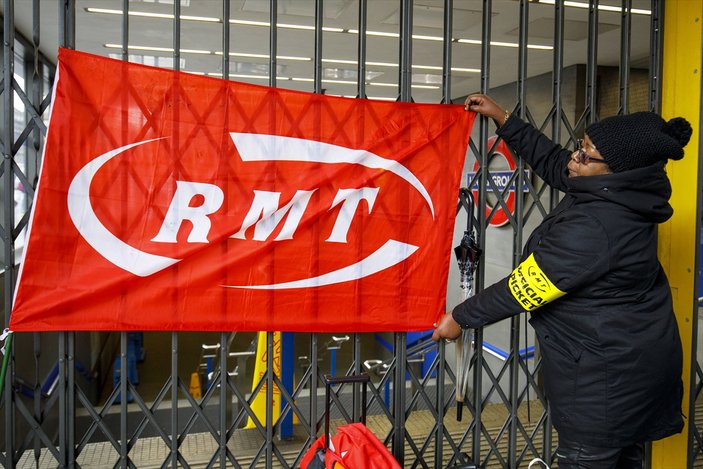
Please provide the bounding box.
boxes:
[11,48,474,332]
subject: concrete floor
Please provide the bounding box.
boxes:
[16,400,552,468]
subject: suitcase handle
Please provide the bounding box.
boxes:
[323,373,370,451]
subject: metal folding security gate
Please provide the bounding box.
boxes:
[2,1,695,468]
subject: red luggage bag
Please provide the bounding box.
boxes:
[301,374,400,469]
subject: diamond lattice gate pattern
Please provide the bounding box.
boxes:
[0,1,682,468]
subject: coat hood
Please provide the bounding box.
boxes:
[566,162,673,223]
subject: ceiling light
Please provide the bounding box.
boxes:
[105,45,477,76]
[322,58,359,65]
[229,19,343,32]
[525,44,554,51]
[89,7,554,50]
[347,29,552,50]
[293,78,366,85]
[276,23,345,32]
[537,0,651,15]
[86,8,345,31]
[207,73,292,80]
[225,73,272,80]
[457,38,553,50]
[277,23,313,30]
[86,7,220,22]
[412,65,443,71]
[219,52,311,61]
[105,44,209,55]
[292,79,440,89]
[367,82,439,89]
[348,29,400,38]
[322,79,358,85]
[277,55,311,61]
[214,51,266,59]
[322,59,479,73]
[105,44,310,61]
[328,95,397,101]
[490,41,518,48]
[105,43,177,53]
[322,59,357,65]
[321,59,395,68]
[109,53,185,69]
[181,48,211,55]
[412,34,443,41]
[367,61,398,68]
[229,19,269,27]
[413,65,482,73]
[96,53,449,92]
[322,59,398,68]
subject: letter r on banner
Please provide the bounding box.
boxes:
[152,181,224,243]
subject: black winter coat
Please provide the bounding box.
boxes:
[452,115,684,447]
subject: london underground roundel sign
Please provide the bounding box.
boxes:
[470,136,527,227]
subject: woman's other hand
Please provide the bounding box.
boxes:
[432,312,462,341]
[464,94,509,127]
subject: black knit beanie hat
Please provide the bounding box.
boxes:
[585,111,692,172]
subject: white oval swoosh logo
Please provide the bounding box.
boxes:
[69,136,423,286]
[222,240,418,290]
[230,133,435,218]
[67,138,179,277]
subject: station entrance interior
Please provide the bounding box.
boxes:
[1,1,702,467]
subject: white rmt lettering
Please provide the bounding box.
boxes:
[326,187,379,243]
[151,181,224,243]
[231,189,316,241]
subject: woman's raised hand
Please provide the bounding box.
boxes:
[464,94,509,127]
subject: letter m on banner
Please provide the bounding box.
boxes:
[10,49,474,332]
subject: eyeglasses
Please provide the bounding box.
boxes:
[575,139,608,165]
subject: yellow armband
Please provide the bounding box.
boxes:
[508,253,566,311]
